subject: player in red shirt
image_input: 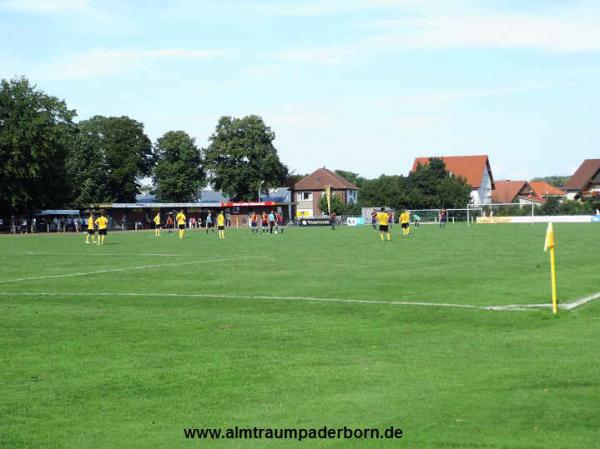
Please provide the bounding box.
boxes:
[250,212,258,234]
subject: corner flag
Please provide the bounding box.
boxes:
[544,222,558,314]
[544,222,555,252]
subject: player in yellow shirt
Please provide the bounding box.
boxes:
[153,212,161,236]
[376,207,391,241]
[85,213,96,244]
[400,209,411,236]
[175,210,186,239]
[217,210,226,239]
[94,212,109,245]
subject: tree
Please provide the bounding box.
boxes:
[359,175,408,210]
[407,158,471,208]
[204,115,288,200]
[334,170,365,188]
[153,131,206,202]
[0,77,77,214]
[67,122,113,207]
[319,193,346,215]
[531,176,570,188]
[73,116,153,203]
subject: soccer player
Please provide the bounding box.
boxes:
[95,212,108,245]
[153,212,161,236]
[439,208,447,229]
[268,210,276,234]
[276,212,284,234]
[217,210,226,239]
[206,211,214,234]
[400,209,411,236]
[85,213,96,244]
[261,212,269,233]
[250,211,258,234]
[176,209,186,239]
[414,213,421,227]
[376,207,391,241]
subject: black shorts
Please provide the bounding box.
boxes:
[155,224,162,228]
[98,229,107,236]
[87,229,95,235]
[178,224,185,230]
[207,222,213,228]
[401,223,409,229]
[251,222,257,227]
[218,225,224,231]
[379,225,388,232]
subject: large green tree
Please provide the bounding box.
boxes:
[0,77,77,214]
[407,158,471,208]
[153,131,206,202]
[204,115,288,200]
[359,175,409,210]
[67,122,113,207]
[73,116,153,203]
[334,170,365,188]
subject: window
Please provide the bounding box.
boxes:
[298,192,312,201]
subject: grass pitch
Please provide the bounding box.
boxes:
[1,223,599,448]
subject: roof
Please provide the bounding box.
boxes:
[564,159,600,191]
[528,181,565,197]
[259,187,292,203]
[411,155,493,189]
[294,167,359,191]
[492,180,528,203]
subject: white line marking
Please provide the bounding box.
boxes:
[0,256,258,285]
[0,252,179,257]
[1,290,598,312]
[561,291,600,310]
[0,291,539,312]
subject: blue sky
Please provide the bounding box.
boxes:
[1,0,599,180]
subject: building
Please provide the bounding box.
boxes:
[493,180,565,205]
[564,159,600,200]
[294,167,359,217]
[411,155,494,204]
[93,188,293,229]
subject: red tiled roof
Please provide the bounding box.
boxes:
[492,180,528,203]
[294,167,359,191]
[564,159,600,191]
[528,181,565,197]
[411,155,493,188]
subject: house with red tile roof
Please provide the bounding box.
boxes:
[294,167,359,217]
[564,159,600,200]
[493,180,565,205]
[411,155,494,204]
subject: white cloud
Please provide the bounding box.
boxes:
[366,12,600,52]
[260,0,435,17]
[395,114,440,128]
[266,107,337,128]
[41,48,228,80]
[271,47,352,64]
[0,0,107,17]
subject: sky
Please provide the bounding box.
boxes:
[1,0,599,180]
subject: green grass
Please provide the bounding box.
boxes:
[1,223,599,449]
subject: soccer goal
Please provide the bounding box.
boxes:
[408,208,472,224]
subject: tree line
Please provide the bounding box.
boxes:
[0,77,289,215]
[0,76,491,217]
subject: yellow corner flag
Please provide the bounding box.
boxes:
[325,185,332,214]
[544,222,558,314]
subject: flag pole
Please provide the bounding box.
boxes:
[550,245,558,314]
[544,222,558,314]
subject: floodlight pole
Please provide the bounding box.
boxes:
[257,180,265,202]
